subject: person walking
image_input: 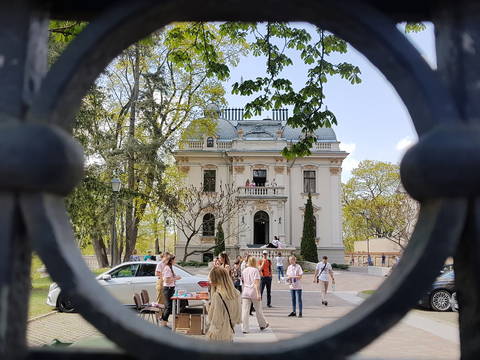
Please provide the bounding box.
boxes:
[241,256,269,333]
[259,250,273,307]
[313,256,335,306]
[286,255,303,317]
[160,255,182,327]
[154,252,169,304]
[206,267,241,342]
[232,258,242,292]
[241,254,254,315]
[275,252,285,283]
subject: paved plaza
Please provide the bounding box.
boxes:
[27,271,459,359]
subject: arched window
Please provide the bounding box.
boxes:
[202,213,215,236]
[206,137,214,147]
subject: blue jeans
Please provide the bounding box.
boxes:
[277,266,284,281]
[290,289,303,313]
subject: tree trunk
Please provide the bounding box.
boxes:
[124,44,141,261]
[92,234,109,268]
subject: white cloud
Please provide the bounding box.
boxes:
[395,136,416,152]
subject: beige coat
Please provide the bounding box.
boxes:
[206,290,241,341]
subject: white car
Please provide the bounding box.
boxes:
[47,261,209,312]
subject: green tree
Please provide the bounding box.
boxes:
[342,160,419,252]
[301,193,318,262]
[214,222,225,256]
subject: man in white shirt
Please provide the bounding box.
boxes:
[313,256,335,306]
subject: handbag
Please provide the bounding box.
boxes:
[218,293,235,333]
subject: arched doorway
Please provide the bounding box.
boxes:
[254,211,269,245]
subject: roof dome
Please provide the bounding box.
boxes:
[216,119,237,140]
[283,126,337,141]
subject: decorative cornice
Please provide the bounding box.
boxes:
[330,167,341,175]
[274,166,285,174]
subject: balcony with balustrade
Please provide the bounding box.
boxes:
[237,186,287,199]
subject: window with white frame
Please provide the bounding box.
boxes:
[303,170,316,193]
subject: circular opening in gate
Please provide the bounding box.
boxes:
[30,1,462,358]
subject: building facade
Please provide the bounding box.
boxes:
[174,109,348,263]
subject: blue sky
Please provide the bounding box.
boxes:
[222,23,436,181]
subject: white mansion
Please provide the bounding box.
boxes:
[174,109,348,263]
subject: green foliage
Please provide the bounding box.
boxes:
[332,263,349,270]
[404,22,427,33]
[300,193,318,262]
[177,260,209,267]
[342,160,418,252]
[214,222,225,256]
[222,22,361,158]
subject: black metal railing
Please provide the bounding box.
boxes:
[1,1,479,360]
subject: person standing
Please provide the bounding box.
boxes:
[154,252,169,304]
[241,256,269,333]
[206,267,241,342]
[218,252,231,272]
[144,250,153,261]
[381,253,386,266]
[232,258,242,292]
[160,255,182,327]
[275,252,285,283]
[259,251,273,308]
[286,255,303,317]
[313,256,335,306]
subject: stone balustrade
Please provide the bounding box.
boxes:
[237,186,285,197]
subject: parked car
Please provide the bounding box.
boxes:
[47,261,209,312]
[418,270,455,311]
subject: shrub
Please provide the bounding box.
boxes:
[332,263,349,270]
[300,193,318,263]
[177,260,208,267]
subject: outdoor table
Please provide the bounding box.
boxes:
[171,292,209,333]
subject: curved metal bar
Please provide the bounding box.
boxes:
[29,0,458,136]
[25,0,465,358]
[22,192,466,358]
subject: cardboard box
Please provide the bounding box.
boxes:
[187,314,203,335]
[175,313,190,331]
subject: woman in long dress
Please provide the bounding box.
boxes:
[206,267,241,341]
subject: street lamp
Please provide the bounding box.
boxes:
[111,178,121,267]
[163,212,170,253]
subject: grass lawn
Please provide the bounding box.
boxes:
[30,276,55,318]
[360,289,376,296]
[29,255,110,319]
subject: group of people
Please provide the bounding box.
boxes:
[153,250,336,342]
[205,251,336,341]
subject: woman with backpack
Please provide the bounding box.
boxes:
[313,256,335,306]
[206,267,241,341]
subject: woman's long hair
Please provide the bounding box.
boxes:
[166,254,175,277]
[209,267,238,300]
[219,252,230,267]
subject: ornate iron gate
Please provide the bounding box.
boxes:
[0,1,479,359]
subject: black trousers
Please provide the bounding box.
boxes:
[260,276,272,306]
[161,286,175,322]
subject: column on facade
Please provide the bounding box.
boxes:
[329,168,343,246]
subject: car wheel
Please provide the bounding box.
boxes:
[430,289,451,311]
[57,293,75,313]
